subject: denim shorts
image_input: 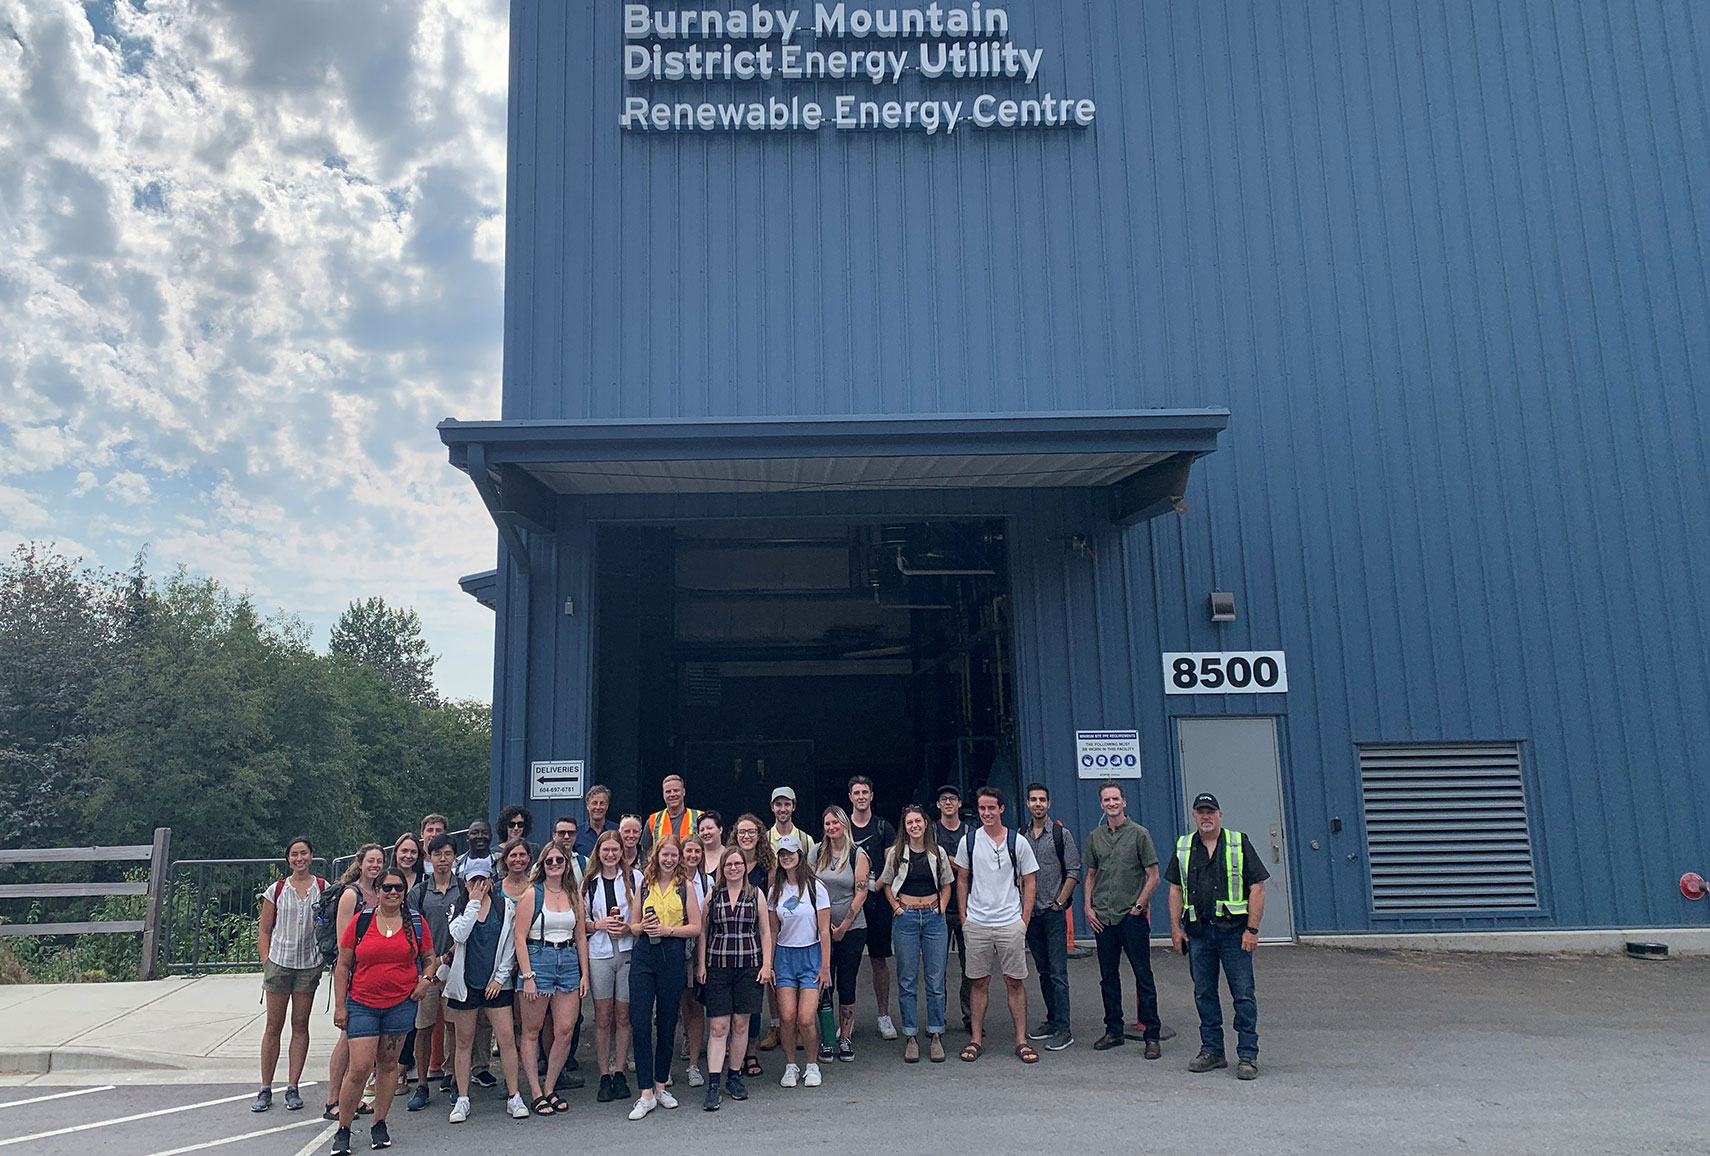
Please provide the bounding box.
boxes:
[345,996,417,1040]
[773,943,823,990]
[527,940,582,994]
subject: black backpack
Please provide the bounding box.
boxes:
[353,907,426,952]
[963,825,1022,898]
[313,882,350,966]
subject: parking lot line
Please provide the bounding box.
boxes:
[0,1083,316,1148]
[0,1088,114,1111]
[287,1123,338,1156]
[145,1117,323,1156]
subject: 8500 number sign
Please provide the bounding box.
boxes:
[1161,651,1288,695]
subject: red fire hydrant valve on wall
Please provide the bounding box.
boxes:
[1681,873,1707,900]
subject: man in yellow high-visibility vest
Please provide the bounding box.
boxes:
[1166,793,1268,1080]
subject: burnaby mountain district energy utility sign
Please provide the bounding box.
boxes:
[620,4,1097,136]
[1076,730,1140,780]
[530,761,586,800]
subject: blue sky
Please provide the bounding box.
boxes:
[0,0,509,701]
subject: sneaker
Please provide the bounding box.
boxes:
[876,1015,898,1041]
[686,1064,703,1087]
[928,1034,946,1063]
[702,1081,721,1111]
[554,1069,585,1091]
[802,1063,822,1087]
[724,1071,748,1100]
[448,1096,471,1123]
[759,1025,781,1051]
[438,1074,456,1094]
[1046,1029,1074,1051]
[471,1069,497,1090]
[1027,1021,1053,1040]
[406,1084,430,1112]
[627,1095,656,1121]
[680,1039,691,1062]
[507,1093,530,1119]
[252,1088,272,1113]
[611,1072,631,1100]
[837,1036,854,1062]
[368,1120,391,1150]
[284,1087,305,1112]
[330,1127,352,1156]
[1237,1058,1259,1080]
[903,1036,920,1063]
[1188,1051,1229,1073]
[817,1040,836,1063]
[779,1063,800,1088]
[626,1056,636,1072]
[596,1074,614,1103]
[656,1087,678,1109]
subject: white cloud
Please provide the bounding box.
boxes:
[0,0,509,699]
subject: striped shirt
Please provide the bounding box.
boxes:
[262,877,325,970]
[703,886,762,969]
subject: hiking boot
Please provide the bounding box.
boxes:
[406,1083,430,1112]
[759,1025,781,1051]
[837,1036,855,1062]
[1188,1051,1229,1073]
[596,1074,614,1103]
[252,1088,272,1113]
[1027,1021,1053,1040]
[368,1120,391,1150]
[1237,1058,1259,1080]
[283,1086,305,1112]
[330,1128,352,1156]
[724,1071,748,1100]
[1093,1033,1125,1050]
[928,1034,946,1062]
[903,1036,920,1063]
[1144,1040,1162,1060]
[1046,1029,1074,1051]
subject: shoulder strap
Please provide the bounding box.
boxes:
[353,908,374,946]
[269,879,285,904]
[1053,821,1066,873]
[1006,828,1021,890]
[532,883,546,934]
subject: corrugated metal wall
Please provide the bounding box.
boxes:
[490,0,1710,930]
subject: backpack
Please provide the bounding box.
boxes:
[268,876,328,907]
[313,882,351,966]
[353,907,426,952]
[963,825,1022,899]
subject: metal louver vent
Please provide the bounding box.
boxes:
[1358,743,1539,912]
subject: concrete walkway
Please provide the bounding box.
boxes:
[0,973,334,1085]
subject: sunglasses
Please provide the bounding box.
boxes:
[508,820,527,828]
[554,830,574,838]
[544,857,567,867]
[379,883,406,893]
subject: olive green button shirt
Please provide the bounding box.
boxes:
[1083,818,1159,925]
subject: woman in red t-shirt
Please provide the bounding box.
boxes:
[331,867,434,1155]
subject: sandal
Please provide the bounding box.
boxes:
[959,1041,983,1062]
[1014,1044,1040,1064]
[530,1095,555,1115]
[548,1094,569,1113]
[742,1056,764,1078]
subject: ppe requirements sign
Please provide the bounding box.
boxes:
[1076,730,1140,779]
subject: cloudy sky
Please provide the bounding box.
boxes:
[0,0,509,701]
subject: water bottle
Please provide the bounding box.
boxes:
[817,985,836,1049]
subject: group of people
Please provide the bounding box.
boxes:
[254,775,1268,1153]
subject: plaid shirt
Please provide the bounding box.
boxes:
[704,886,762,969]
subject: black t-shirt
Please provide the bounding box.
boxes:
[900,852,939,898]
[849,815,895,878]
[1164,830,1271,929]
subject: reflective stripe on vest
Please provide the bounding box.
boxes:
[1176,829,1249,920]
[649,808,701,845]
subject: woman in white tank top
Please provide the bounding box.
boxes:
[513,843,590,1114]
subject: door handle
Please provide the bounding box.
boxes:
[1269,823,1280,864]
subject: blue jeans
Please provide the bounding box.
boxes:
[1025,907,1071,1033]
[891,907,948,1037]
[1186,922,1258,1060]
[1096,910,1159,1039]
[628,936,685,1089]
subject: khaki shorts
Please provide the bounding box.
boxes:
[415,977,447,1029]
[262,959,323,994]
[962,920,1028,980]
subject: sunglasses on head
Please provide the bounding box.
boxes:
[379,883,406,893]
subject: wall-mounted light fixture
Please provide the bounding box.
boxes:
[1209,590,1236,622]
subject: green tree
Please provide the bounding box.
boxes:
[328,597,439,708]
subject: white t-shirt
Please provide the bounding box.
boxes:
[586,869,642,959]
[953,827,1039,927]
[771,881,831,948]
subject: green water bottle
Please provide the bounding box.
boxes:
[817,985,836,1050]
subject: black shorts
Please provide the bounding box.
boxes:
[702,965,762,1018]
[831,929,868,1006]
[447,988,515,1012]
[864,899,894,959]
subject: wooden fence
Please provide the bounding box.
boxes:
[0,827,172,979]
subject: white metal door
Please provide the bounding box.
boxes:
[1177,717,1294,940]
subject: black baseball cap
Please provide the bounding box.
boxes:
[935,784,962,801]
[1191,793,1220,812]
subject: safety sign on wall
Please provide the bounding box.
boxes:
[530,760,585,800]
[1076,730,1141,780]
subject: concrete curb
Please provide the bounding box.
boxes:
[1300,928,1710,955]
[0,1046,184,1075]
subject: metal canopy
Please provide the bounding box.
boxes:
[439,411,1230,571]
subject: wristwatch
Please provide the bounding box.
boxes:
[1244,927,1259,935]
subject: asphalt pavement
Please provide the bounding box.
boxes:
[1,946,1706,1155]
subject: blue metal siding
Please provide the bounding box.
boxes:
[490,0,1710,930]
